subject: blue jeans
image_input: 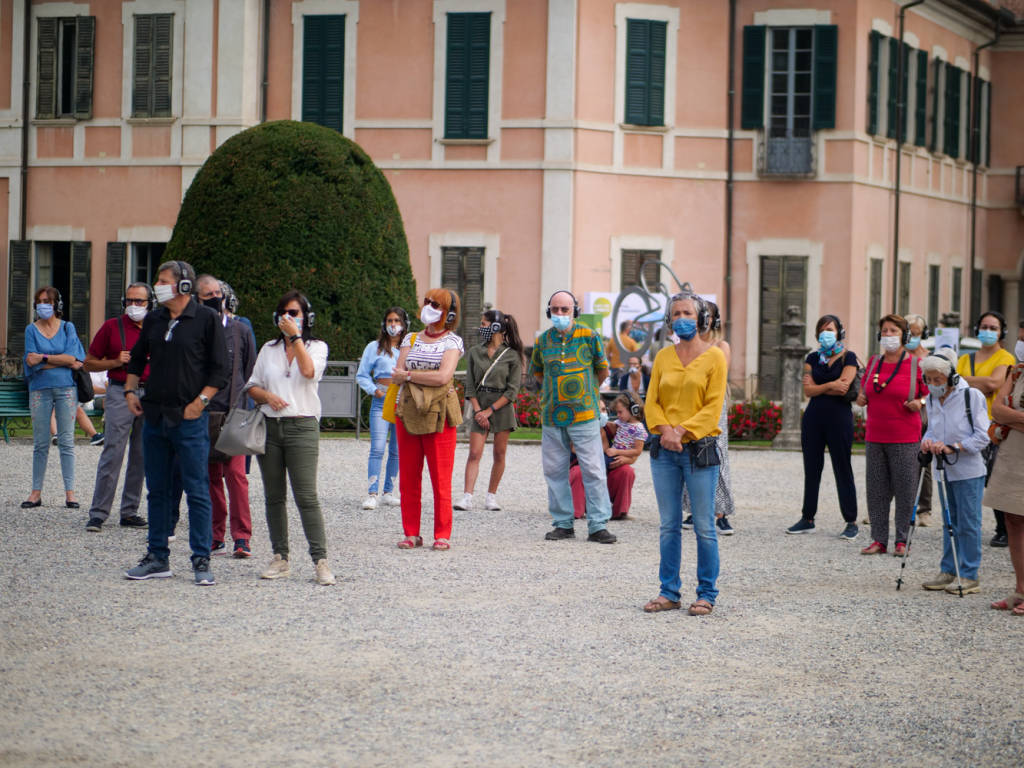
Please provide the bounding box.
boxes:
[29,386,77,492]
[367,397,398,494]
[651,445,720,604]
[541,419,611,534]
[143,413,212,562]
[939,475,984,581]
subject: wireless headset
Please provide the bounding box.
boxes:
[546,290,581,319]
[487,309,505,335]
[220,282,239,314]
[121,283,155,311]
[446,291,459,327]
[820,314,846,341]
[926,353,960,388]
[876,321,911,346]
[625,390,643,419]
[974,310,1007,341]
[174,261,194,295]
[273,293,316,331]
[664,291,711,333]
[37,288,64,315]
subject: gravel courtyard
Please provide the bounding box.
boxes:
[1,438,1020,767]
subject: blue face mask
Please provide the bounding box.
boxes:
[818,331,837,351]
[598,411,609,428]
[35,303,54,320]
[551,314,572,332]
[672,317,697,340]
[977,329,999,347]
[628,327,645,342]
[905,336,921,351]
[927,383,948,399]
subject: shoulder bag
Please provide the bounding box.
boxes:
[842,352,863,403]
[465,347,509,421]
[382,333,417,424]
[64,321,94,404]
[214,348,266,456]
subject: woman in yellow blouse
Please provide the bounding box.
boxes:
[643,292,728,616]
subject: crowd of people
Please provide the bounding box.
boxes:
[18,269,1024,613]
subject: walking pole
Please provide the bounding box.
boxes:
[897,451,932,590]
[935,453,964,598]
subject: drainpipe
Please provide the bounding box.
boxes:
[724,0,736,342]
[20,0,31,239]
[260,0,270,122]
[890,0,924,313]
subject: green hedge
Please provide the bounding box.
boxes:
[165,120,418,359]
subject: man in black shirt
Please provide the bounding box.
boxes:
[122,260,229,585]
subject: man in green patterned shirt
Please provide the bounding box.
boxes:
[530,291,616,544]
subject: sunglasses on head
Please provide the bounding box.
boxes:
[423,298,442,310]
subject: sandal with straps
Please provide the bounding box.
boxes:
[397,536,423,550]
[432,538,451,551]
[688,599,714,616]
[643,597,681,613]
[990,592,1024,611]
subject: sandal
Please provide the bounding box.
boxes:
[643,597,681,613]
[990,592,1024,611]
[432,539,450,551]
[397,536,423,550]
[688,600,714,616]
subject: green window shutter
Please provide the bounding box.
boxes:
[37,18,58,119]
[886,37,898,138]
[944,67,960,157]
[105,243,127,321]
[740,26,766,130]
[7,241,32,357]
[73,16,95,119]
[812,25,837,131]
[152,15,173,117]
[930,59,942,152]
[445,13,490,139]
[70,242,91,347]
[985,81,992,167]
[133,15,172,117]
[132,16,153,116]
[866,30,880,135]
[302,15,345,132]
[624,19,666,126]
[914,49,927,146]
[899,43,910,142]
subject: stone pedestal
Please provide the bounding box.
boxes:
[772,306,810,451]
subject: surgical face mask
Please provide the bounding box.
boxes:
[628,366,639,374]
[202,296,223,313]
[386,323,404,337]
[551,314,572,332]
[477,326,495,344]
[628,327,645,342]
[125,305,148,323]
[1016,340,1024,363]
[818,331,837,351]
[905,336,921,351]
[598,411,609,428]
[879,335,901,353]
[35,303,54,320]
[977,329,999,347]
[153,284,176,305]
[420,304,443,325]
[672,317,697,341]
[927,383,948,399]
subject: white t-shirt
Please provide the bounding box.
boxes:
[246,339,329,419]
[402,332,464,370]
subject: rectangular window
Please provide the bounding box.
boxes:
[302,15,345,132]
[764,27,813,174]
[930,59,946,153]
[132,242,166,285]
[927,264,940,329]
[36,16,94,119]
[868,257,883,347]
[441,246,484,341]
[34,241,90,346]
[951,266,962,314]
[132,14,173,118]
[444,13,490,139]
[866,31,881,135]
[620,250,661,289]
[624,19,667,126]
[988,274,1004,314]
[897,261,911,315]
[759,255,807,400]
[972,77,991,166]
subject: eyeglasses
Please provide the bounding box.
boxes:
[282,309,302,317]
[124,298,148,306]
[548,306,573,315]
[164,318,180,342]
[423,298,442,310]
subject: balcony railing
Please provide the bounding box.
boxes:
[760,136,816,177]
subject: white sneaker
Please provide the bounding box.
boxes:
[453,493,472,511]
[381,492,400,507]
[315,559,336,586]
[485,493,501,511]
[362,495,378,510]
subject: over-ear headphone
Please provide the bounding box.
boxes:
[876,328,911,345]
[487,309,505,335]
[37,288,64,315]
[220,282,238,314]
[974,310,1007,341]
[273,293,316,331]
[446,291,459,327]
[381,307,409,333]
[927,352,960,388]
[546,290,580,319]
[664,292,711,333]
[625,390,643,418]
[121,283,155,311]
[174,261,194,295]
[820,314,846,341]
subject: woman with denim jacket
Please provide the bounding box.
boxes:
[356,307,408,510]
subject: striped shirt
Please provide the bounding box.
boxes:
[402,332,464,371]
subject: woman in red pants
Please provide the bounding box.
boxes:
[390,288,464,550]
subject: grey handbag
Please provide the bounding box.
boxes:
[213,389,266,456]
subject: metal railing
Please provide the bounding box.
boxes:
[760,136,816,177]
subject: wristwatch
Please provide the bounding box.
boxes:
[288,334,300,343]
[198,394,210,408]
[41,355,48,364]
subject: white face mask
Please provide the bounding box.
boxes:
[125,305,148,322]
[153,284,176,305]
[386,323,404,337]
[879,335,901,353]
[420,304,443,325]
[1016,339,1024,363]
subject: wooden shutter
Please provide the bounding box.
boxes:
[927,265,940,329]
[899,42,910,142]
[73,16,95,119]
[302,15,344,132]
[886,37,898,139]
[740,26,766,130]
[868,258,883,343]
[984,81,992,167]
[866,31,880,135]
[930,59,943,152]
[759,255,806,400]
[944,66,960,157]
[70,242,91,347]
[898,262,911,315]
[951,267,962,313]
[914,49,927,146]
[445,13,490,139]
[621,250,661,288]
[462,248,484,340]
[132,16,153,116]
[152,15,173,117]
[105,243,127,321]
[37,18,58,119]
[7,241,32,356]
[812,25,837,131]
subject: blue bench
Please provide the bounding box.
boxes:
[0,379,102,443]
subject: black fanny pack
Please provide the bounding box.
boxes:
[647,434,721,468]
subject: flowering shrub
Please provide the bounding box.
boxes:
[728,399,782,440]
[853,410,866,442]
[515,391,543,428]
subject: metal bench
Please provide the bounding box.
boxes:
[0,379,30,443]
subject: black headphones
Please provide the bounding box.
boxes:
[220,282,238,314]
[709,306,722,333]
[121,283,155,311]
[381,307,409,333]
[665,292,711,333]
[546,290,580,319]
[273,293,316,330]
[927,352,960,388]
[974,310,1007,341]
[36,288,63,315]
[820,314,846,341]
[877,324,911,346]
[174,261,194,295]
[487,309,506,335]
[624,390,643,419]
[446,291,459,327]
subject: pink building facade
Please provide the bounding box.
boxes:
[2,0,1022,395]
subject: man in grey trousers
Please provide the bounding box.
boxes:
[84,283,153,531]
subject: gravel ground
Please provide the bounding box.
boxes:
[0,437,1021,767]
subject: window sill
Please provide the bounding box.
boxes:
[437,138,494,145]
[32,118,79,126]
[126,117,177,125]
[619,123,670,133]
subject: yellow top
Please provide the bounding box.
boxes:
[957,347,1016,417]
[645,344,727,441]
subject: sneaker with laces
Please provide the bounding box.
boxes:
[922,572,956,590]
[588,528,617,544]
[86,517,104,532]
[119,515,147,528]
[124,553,172,580]
[453,493,473,511]
[786,518,815,534]
[485,493,501,511]
[681,515,694,530]
[260,554,290,579]
[233,539,252,558]
[716,516,734,535]
[916,512,932,527]
[944,578,980,595]
[89,432,105,446]
[362,494,378,510]
[211,540,228,556]
[192,556,215,586]
[315,559,336,586]
[544,526,575,540]
[838,523,859,540]
[380,492,400,506]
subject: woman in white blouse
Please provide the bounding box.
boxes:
[245,291,334,586]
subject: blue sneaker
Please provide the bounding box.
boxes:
[716,516,734,535]
[839,523,859,540]
[786,518,815,534]
[192,556,215,586]
[125,553,172,580]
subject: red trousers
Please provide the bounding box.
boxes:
[396,418,455,540]
[571,463,635,519]
[209,454,253,543]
